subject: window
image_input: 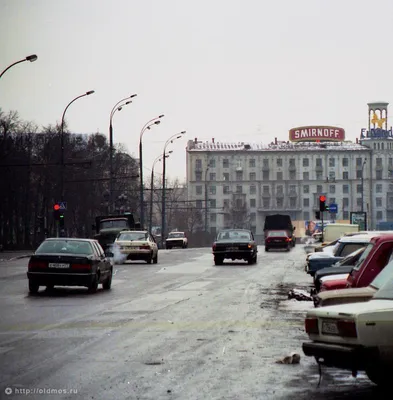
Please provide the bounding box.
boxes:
[303,185,309,194]
[329,171,336,181]
[377,211,383,220]
[249,159,256,168]
[209,186,216,195]
[343,184,349,194]
[289,158,296,167]
[289,185,296,192]
[250,212,256,222]
[277,159,283,167]
[376,158,383,167]
[289,171,296,180]
[376,170,382,180]
[329,197,336,204]
[343,198,349,207]
[303,158,309,167]
[356,170,362,179]
[210,213,216,222]
[343,171,349,180]
[329,157,335,167]
[210,199,216,208]
[250,185,256,194]
[277,185,284,194]
[195,171,202,181]
[316,172,323,180]
[276,198,283,208]
[376,184,383,193]
[223,159,229,168]
[195,159,202,169]
[316,159,322,167]
[303,211,310,220]
[357,198,362,207]
[223,172,229,181]
[263,171,269,180]
[277,172,283,180]
[329,185,335,194]
[342,158,349,167]
[196,185,202,195]
[236,171,243,181]
[263,159,269,167]
[376,198,382,207]
[303,198,310,207]
[263,198,270,208]
[209,172,216,181]
[317,185,323,193]
[356,158,362,166]
[357,184,362,193]
[343,211,349,219]
[223,186,230,194]
[209,159,216,168]
[249,172,256,181]
[236,198,243,208]
[223,199,230,208]
[196,200,202,209]
[236,185,242,193]
[290,198,296,208]
[303,172,309,180]
[263,185,269,194]
[250,199,256,208]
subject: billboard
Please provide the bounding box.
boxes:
[350,212,367,231]
[289,126,345,142]
[305,220,333,236]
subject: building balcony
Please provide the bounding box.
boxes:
[262,166,270,171]
[315,165,323,172]
[262,192,271,198]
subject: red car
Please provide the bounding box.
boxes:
[265,230,292,252]
[319,234,393,292]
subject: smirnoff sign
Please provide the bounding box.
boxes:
[289,126,345,142]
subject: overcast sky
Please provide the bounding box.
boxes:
[2,0,393,182]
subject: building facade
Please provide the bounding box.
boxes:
[186,137,393,237]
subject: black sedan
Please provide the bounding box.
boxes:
[264,230,292,251]
[212,229,258,265]
[27,238,113,294]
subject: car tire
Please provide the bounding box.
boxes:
[286,245,291,252]
[247,256,254,265]
[366,365,389,386]
[166,245,171,250]
[265,247,269,252]
[153,253,158,264]
[88,274,99,293]
[146,253,153,264]
[103,269,112,290]
[214,256,224,266]
[29,281,39,294]
[45,285,54,291]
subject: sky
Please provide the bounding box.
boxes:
[2,0,393,182]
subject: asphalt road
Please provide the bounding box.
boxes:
[0,246,384,400]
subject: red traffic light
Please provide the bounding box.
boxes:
[53,204,60,211]
[319,195,326,202]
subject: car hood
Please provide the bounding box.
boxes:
[309,251,337,259]
[317,286,376,301]
[315,265,354,278]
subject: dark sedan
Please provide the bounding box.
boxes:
[212,229,257,265]
[27,238,113,294]
[265,230,292,252]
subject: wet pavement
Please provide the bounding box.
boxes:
[0,246,382,399]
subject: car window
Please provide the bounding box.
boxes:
[92,241,103,257]
[118,232,148,241]
[217,230,251,240]
[267,231,287,237]
[36,240,93,255]
[370,259,393,290]
[168,232,184,238]
[352,243,374,271]
[338,243,369,258]
[372,272,393,300]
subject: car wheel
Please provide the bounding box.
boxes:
[88,274,99,293]
[265,247,269,252]
[247,256,254,265]
[103,269,112,290]
[286,245,291,252]
[166,245,171,250]
[146,253,153,264]
[29,281,39,294]
[153,253,158,264]
[214,256,224,266]
[366,365,390,386]
[45,285,54,291]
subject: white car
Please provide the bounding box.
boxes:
[165,231,188,249]
[114,230,158,264]
[303,277,393,386]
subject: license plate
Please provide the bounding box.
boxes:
[274,240,281,242]
[48,263,69,269]
[322,321,339,335]
[227,247,239,251]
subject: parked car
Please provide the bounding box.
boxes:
[114,230,158,264]
[318,233,393,293]
[212,229,257,265]
[265,230,292,252]
[303,277,393,386]
[314,259,393,307]
[27,238,112,294]
[166,231,188,249]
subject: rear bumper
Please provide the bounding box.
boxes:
[166,240,185,247]
[27,272,95,287]
[302,341,379,371]
[265,242,290,248]
[213,250,255,259]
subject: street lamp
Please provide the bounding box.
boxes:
[161,131,186,248]
[60,90,95,207]
[204,166,210,234]
[139,115,164,228]
[109,94,137,213]
[149,151,173,233]
[361,159,367,212]
[0,54,38,79]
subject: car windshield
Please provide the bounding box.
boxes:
[352,243,374,271]
[36,240,93,255]
[168,232,184,238]
[370,259,393,290]
[118,232,147,241]
[339,247,365,265]
[100,219,128,229]
[267,231,287,237]
[217,230,251,240]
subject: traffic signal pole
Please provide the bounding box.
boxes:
[321,210,324,243]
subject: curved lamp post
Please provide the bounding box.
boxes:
[139,115,164,227]
[60,90,95,202]
[161,131,186,248]
[149,151,173,233]
[109,94,137,212]
[0,54,38,79]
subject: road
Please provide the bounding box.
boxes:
[0,246,384,400]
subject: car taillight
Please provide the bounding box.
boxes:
[286,238,290,242]
[72,263,91,270]
[212,243,216,250]
[337,320,357,338]
[28,260,47,269]
[305,317,319,334]
[140,245,150,250]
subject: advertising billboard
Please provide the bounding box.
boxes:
[289,126,345,142]
[350,212,367,231]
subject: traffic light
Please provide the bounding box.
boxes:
[59,211,65,229]
[315,211,321,220]
[53,203,60,220]
[319,195,326,212]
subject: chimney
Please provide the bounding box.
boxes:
[194,137,198,144]
[275,137,278,145]
[212,138,215,143]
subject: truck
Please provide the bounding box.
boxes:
[92,213,141,254]
[322,223,359,243]
[263,214,296,247]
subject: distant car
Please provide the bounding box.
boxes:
[265,230,292,252]
[114,230,158,264]
[212,229,257,265]
[303,277,393,386]
[166,231,188,249]
[27,238,113,294]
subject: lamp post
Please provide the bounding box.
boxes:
[149,151,173,233]
[204,166,210,234]
[139,115,164,228]
[361,159,367,213]
[60,90,95,203]
[109,94,137,213]
[0,54,37,79]
[161,131,186,248]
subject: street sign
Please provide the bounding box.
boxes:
[329,203,338,213]
[59,202,67,210]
